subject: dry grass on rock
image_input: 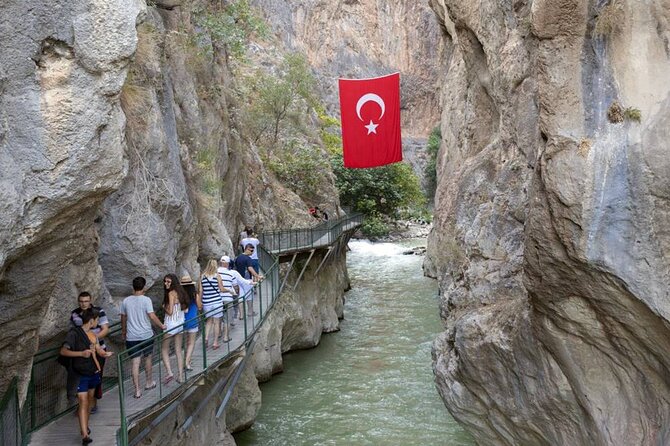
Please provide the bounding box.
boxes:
[594,0,625,36]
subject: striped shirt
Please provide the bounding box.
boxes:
[200,275,221,306]
[217,267,251,298]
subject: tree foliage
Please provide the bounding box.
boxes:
[243,54,316,145]
[331,152,425,217]
[193,0,267,59]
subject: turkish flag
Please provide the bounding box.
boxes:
[338,73,402,168]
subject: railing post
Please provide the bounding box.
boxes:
[201,313,207,369]
[243,294,248,341]
[258,281,263,319]
[118,353,128,446]
[29,368,36,431]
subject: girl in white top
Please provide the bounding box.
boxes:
[161,274,190,384]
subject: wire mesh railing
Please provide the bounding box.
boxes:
[0,378,23,446]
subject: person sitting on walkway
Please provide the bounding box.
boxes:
[120,276,165,399]
[235,244,264,318]
[70,291,109,414]
[161,274,189,384]
[198,259,234,349]
[180,274,201,371]
[60,308,113,445]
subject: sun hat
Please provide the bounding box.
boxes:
[180,274,195,286]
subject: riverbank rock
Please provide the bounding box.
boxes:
[427,0,670,444]
[403,247,427,256]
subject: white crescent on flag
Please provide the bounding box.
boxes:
[356,93,385,135]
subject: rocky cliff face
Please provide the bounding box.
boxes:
[427,0,670,444]
[0,0,144,395]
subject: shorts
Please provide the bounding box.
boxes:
[203,303,224,319]
[164,322,183,335]
[77,373,101,393]
[250,259,260,274]
[126,339,153,359]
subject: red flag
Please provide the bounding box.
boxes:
[338,73,402,168]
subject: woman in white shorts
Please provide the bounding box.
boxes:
[162,274,189,384]
[198,260,234,350]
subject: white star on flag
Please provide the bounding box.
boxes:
[365,120,379,135]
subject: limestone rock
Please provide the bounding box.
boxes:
[0,0,142,394]
[427,0,670,444]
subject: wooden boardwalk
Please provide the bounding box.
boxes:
[28,299,267,446]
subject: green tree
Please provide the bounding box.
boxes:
[193,0,267,59]
[244,53,316,144]
[331,152,425,218]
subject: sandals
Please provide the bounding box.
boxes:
[163,374,174,385]
[82,437,93,445]
[185,364,193,371]
[133,392,142,399]
[212,344,220,350]
[144,381,157,390]
[222,338,231,343]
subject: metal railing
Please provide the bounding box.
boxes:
[259,213,363,255]
[0,378,23,446]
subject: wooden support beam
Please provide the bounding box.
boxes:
[314,246,334,275]
[293,249,315,291]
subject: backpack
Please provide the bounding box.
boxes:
[58,327,98,376]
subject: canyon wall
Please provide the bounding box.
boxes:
[427,0,670,444]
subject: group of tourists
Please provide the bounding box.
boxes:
[59,228,264,445]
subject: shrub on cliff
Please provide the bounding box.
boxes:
[240,53,317,145]
[193,0,267,59]
[264,139,330,196]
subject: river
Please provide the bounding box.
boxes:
[235,239,474,445]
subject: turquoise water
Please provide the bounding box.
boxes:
[235,239,474,446]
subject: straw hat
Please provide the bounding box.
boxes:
[180,274,195,286]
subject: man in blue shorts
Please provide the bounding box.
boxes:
[60,308,112,444]
[120,277,165,399]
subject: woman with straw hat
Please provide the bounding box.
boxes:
[180,274,201,371]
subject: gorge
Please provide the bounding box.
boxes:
[1,0,670,445]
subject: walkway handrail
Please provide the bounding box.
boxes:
[0,378,24,446]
